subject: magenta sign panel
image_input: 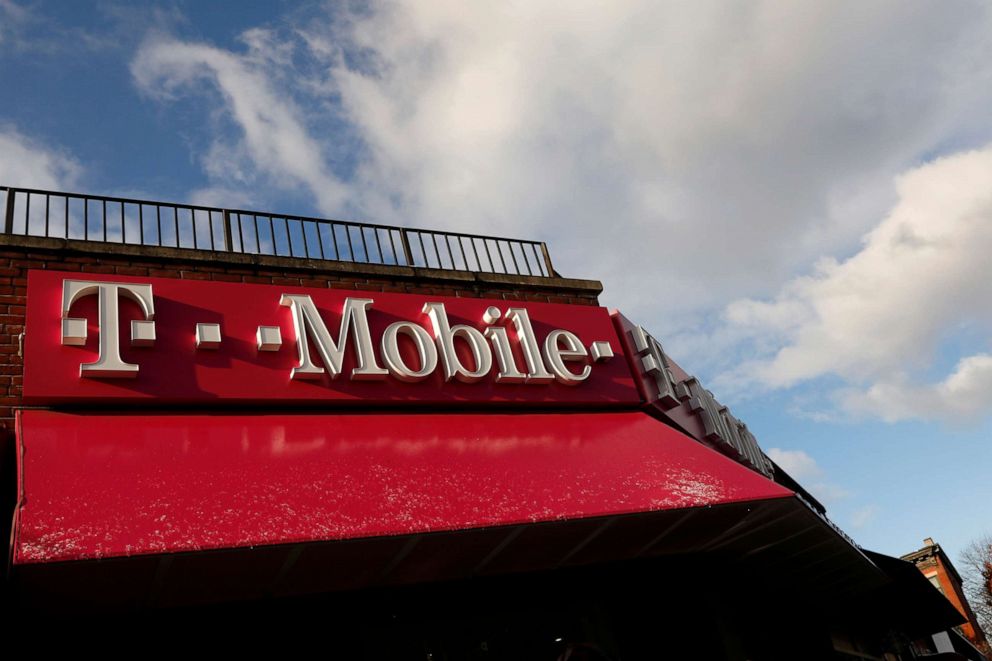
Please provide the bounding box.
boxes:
[23,270,638,406]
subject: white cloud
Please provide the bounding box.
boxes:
[0,0,29,46]
[312,1,992,327]
[844,353,992,422]
[126,3,992,424]
[767,448,821,480]
[131,35,348,216]
[766,447,850,504]
[129,3,992,325]
[849,504,880,529]
[719,145,992,421]
[0,127,81,190]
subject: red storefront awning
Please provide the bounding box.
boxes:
[13,410,792,565]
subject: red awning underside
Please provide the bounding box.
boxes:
[13,410,792,564]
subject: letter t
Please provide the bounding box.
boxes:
[61,279,156,378]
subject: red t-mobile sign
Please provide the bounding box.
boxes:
[23,270,639,406]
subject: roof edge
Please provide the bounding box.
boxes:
[0,234,604,296]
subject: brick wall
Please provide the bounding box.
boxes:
[0,234,603,433]
[933,553,988,647]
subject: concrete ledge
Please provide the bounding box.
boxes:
[0,234,604,296]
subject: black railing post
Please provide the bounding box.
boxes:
[2,188,14,234]
[540,243,556,277]
[223,210,235,251]
[400,228,414,266]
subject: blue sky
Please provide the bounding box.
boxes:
[2,1,991,565]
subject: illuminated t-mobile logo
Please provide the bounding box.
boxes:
[57,278,616,384]
[61,280,156,377]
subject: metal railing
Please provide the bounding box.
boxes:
[0,186,556,277]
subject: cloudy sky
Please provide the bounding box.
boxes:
[2,0,991,562]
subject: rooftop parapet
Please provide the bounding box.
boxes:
[1,185,556,279]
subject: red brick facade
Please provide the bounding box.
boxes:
[904,538,990,654]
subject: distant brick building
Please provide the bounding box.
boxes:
[903,537,990,656]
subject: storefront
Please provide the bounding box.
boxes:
[0,186,974,658]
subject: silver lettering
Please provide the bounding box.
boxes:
[381,321,438,382]
[279,295,388,381]
[504,308,554,384]
[542,329,591,385]
[423,302,492,383]
[62,280,156,378]
[485,326,528,384]
[685,378,733,446]
[631,326,680,409]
